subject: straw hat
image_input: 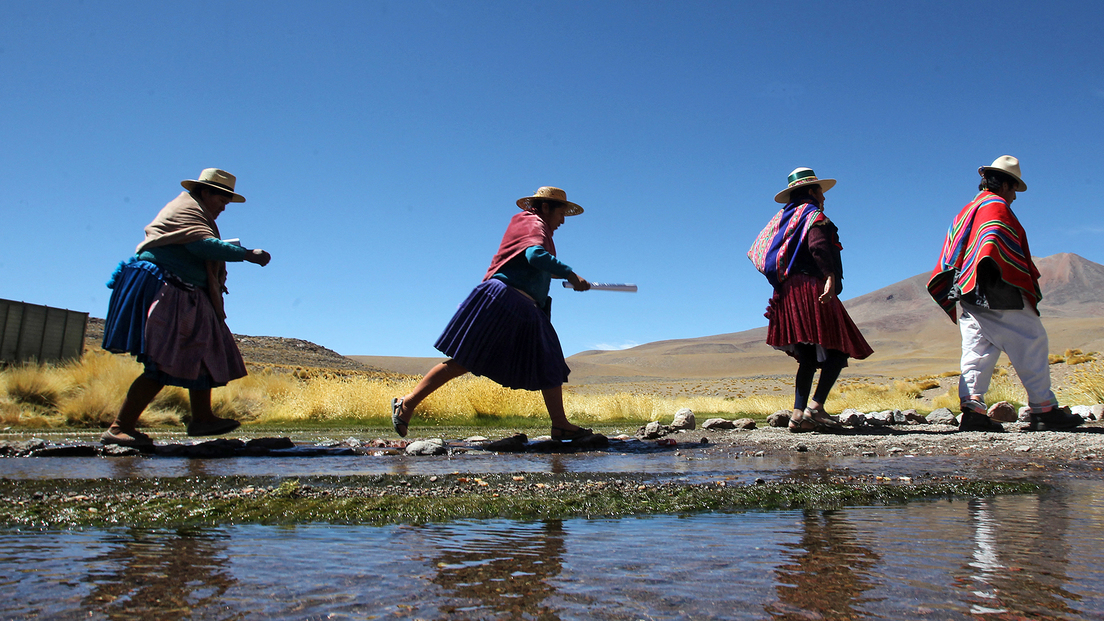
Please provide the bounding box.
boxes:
[516,186,583,216]
[181,168,246,203]
[979,155,1026,192]
[774,167,836,204]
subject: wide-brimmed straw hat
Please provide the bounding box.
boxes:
[979,155,1026,192]
[516,186,583,216]
[181,168,246,203]
[774,167,836,204]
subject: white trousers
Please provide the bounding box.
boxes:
[958,301,1056,413]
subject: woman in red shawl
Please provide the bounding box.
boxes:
[752,168,872,432]
[391,187,593,440]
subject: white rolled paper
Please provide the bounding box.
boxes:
[562,282,638,292]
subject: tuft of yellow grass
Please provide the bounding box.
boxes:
[4,363,68,408]
[1067,359,1104,405]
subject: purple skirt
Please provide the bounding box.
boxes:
[434,279,570,390]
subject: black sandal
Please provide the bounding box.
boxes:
[806,406,843,431]
[788,415,816,433]
[551,426,592,441]
[187,417,241,437]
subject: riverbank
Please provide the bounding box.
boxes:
[2,421,1102,528]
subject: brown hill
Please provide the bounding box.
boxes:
[84,318,386,373]
[567,253,1104,383]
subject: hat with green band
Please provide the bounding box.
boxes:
[774,167,836,204]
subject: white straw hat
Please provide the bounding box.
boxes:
[181,168,246,203]
[979,155,1026,192]
[774,167,836,204]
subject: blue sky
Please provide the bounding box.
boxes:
[3,1,1102,358]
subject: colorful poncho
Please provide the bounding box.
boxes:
[926,191,1041,322]
[748,202,827,288]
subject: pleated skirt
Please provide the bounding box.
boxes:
[434,278,570,391]
[765,273,874,364]
[102,259,246,389]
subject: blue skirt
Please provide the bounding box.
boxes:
[102,259,165,358]
[434,279,570,391]
[102,258,241,390]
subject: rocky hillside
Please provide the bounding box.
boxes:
[83,318,380,372]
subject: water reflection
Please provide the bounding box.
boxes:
[3,484,1104,618]
[766,510,882,619]
[417,519,566,619]
[81,527,234,620]
[956,492,1083,619]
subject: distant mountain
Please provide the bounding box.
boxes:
[567,253,1104,382]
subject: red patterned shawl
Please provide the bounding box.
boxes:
[483,211,556,281]
[927,191,1041,322]
[747,202,827,288]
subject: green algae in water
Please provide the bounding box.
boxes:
[0,474,1044,529]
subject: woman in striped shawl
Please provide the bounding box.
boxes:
[749,168,872,433]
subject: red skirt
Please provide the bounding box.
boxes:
[765,273,873,362]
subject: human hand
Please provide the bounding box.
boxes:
[246,249,271,267]
[570,275,591,291]
[819,275,836,303]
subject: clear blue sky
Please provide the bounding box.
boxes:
[3,1,1102,358]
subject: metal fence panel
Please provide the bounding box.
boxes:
[0,298,88,364]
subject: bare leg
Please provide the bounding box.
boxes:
[109,375,163,434]
[185,388,241,436]
[188,388,214,425]
[397,360,469,424]
[541,386,590,438]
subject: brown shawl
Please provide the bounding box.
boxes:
[137,191,229,319]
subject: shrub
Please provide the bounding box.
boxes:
[4,364,66,408]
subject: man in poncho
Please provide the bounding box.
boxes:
[927,156,1081,432]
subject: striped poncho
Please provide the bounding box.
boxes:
[926,191,1041,323]
[748,202,827,288]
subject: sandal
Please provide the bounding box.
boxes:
[551,425,592,441]
[187,417,241,437]
[101,428,154,447]
[788,415,816,433]
[806,406,843,431]
[391,398,409,438]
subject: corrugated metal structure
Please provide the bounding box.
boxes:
[0,298,88,365]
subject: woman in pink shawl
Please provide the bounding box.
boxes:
[100,169,271,447]
[391,187,594,441]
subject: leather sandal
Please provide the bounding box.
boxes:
[187,417,241,437]
[788,415,816,433]
[101,428,154,447]
[806,406,843,431]
[551,425,592,441]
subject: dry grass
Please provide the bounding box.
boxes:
[1067,359,1104,406]
[2,350,1102,429]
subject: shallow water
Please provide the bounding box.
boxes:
[0,439,1069,484]
[3,439,1104,619]
[3,480,1103,619]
